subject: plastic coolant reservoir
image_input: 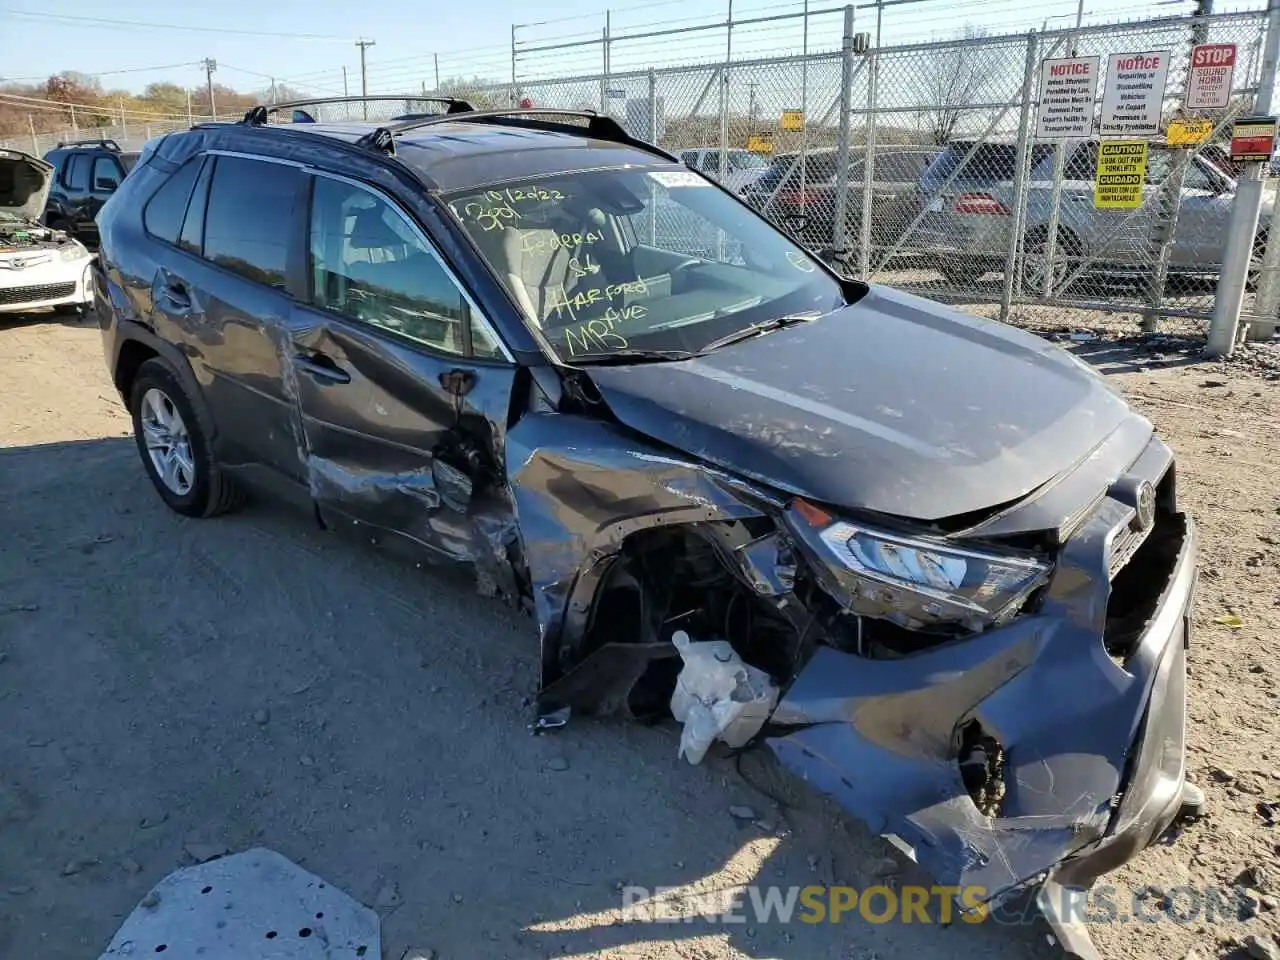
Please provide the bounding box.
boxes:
[669,630,779,764]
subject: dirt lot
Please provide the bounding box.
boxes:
[1,312,1278,960]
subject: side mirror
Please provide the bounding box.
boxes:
[95,177,119,192]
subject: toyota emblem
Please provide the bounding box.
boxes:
[1134,480,1156,531]
[10,257,27,270]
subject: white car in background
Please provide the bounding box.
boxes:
[679,147,770,193]
[1,148,95,316]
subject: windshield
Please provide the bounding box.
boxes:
[445,167,845,362]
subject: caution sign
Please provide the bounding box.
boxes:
[779,110,805,131]
[1187,43,1236,110]
[746,133,774,154]
[1095,140,1148,209]
[1167,119,1212,145]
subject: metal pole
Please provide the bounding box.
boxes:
[858,0,882,277]
[434,53,440,91]
[719,0,733,185]
[833,5,856,251]
[1250,22,1280,338]
[70,103,78,136]
[1145,2,1212,332]
[356,39,375,117]
[511,24,519,107]
[28,114,38,154]
[649,68,659,244]
[1207,0,1280,355]
[270,77,278,104]
[120,97,128,138]
[800,0,809,239]
[1000,33,1041,323]
[601,19,610,112]
[186,89,193,125]
[343,66,349,98]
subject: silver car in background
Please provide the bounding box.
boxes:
[913,139,1264,292]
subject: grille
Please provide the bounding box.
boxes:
[0,282,77,306]
[1104,511,1186,663]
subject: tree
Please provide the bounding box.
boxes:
[913,26,994,145]
[140,82,189,116]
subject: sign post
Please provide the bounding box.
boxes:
[1035,56,1100,138]
[1187,43,1236,110]
[1099,51,1172,137]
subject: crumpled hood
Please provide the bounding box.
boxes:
[0,148,53,224]
[586,284,1131,521]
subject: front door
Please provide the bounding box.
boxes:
[286,171,517,563]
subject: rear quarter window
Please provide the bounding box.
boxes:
[143,156,203,245]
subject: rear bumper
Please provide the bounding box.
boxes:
[767,483,1196,902]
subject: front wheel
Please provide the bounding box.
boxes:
[1021,229,1079,296]
[128,358,242,517]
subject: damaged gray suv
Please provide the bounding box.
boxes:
[95,97,1198,957]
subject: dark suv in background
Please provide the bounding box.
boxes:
[43,139,139,245]
[92,99,1198,960]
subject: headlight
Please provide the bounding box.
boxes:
[792,502,1051,630]
[60,241,88,262]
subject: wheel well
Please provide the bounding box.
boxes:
[114,339,159,399]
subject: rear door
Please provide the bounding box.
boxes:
[284,170,517,562]
[149,152,310,479]
[86,154,126,230]
[62,152,93,234]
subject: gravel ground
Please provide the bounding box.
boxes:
[1,312,1278,960]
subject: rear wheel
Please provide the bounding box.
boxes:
[128,358,242,517]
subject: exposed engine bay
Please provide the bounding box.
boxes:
[0,218,79,251]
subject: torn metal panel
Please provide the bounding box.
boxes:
[98,847,379,960]
[503,412,776,686]
[767,499,1197,901]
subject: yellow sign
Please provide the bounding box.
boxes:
[746,133,774,153]
[780,110,805,131]
[1095,140,1148,209]
[1168,119,1212,146]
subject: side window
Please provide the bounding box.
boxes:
[142,155,203,245]
[65,153,89,191]
[179,157,214,254]
[203,156,299,290]
[308,176,499,358]
[91,156,122,191]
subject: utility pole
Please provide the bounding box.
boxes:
[186,89,193,125]
[343,66,349,97]
[202,58,217,120]
[270,77,278,104]
[355,38,375,118]
[434,53,440,92]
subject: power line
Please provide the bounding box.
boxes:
[0,61,202,83]
[1,8,352,41]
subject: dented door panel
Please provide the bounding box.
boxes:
[287,302,518,565]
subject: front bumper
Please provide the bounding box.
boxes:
[0,256,94,314]
[767,487,1196,902]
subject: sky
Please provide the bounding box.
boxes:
[0,0,1256,98]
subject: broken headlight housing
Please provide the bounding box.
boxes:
[793,502,1051,631]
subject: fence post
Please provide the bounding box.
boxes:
[719,0,733,184]
[1250,186,1280,340]
[511,24,519,107]
[649,68,659,244]
[1208,0,1280,355]
[28,115,38,154]
[601,14,610,112]
[832,5,856,252]
[1000,33,1041,324]
[858,30,878,277]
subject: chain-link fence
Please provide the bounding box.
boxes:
[4,7,1276,342]
[489,8,1278,341]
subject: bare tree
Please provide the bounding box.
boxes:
[913,26,994,145]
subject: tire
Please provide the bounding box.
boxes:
[1021,228,1080,296]
[53,303,84,317]
[128,358,242,518]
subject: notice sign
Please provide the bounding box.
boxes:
[746,133,774,154]
[779,110,805,131]
[1094,140,1148,209]
[1100,50,1172,137]
[1230,116,1278,162]
[1036,56,1100,138]
[1187,43,1236,110]
[1167,118,1213,145]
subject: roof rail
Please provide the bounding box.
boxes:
[351,107,669,160]
[241,95,474,127]
[55,138,122,151]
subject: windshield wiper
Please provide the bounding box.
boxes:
[564,348,700,366]
[699,313,818,353]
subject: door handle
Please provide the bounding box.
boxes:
[294,352,351,385]
[159,279,191,310]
